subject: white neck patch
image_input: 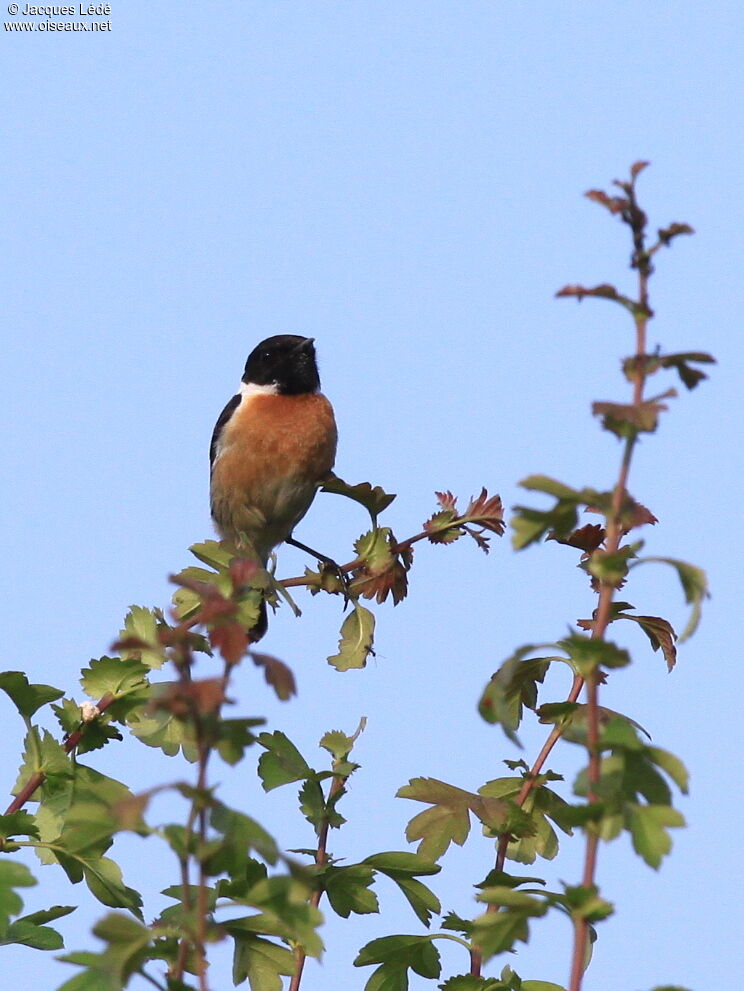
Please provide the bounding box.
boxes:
[239,381,279,398]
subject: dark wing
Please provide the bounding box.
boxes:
[210,393,241,472]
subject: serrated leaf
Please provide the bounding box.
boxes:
[351,528,411,604]
[470,897,546,959]
[512,479,610,550]
[398,779,527,862]
[354,934,441,980]
[12,728,73,797]
[620,614,677,671]
[478,647,552,745]
[319,729,355,760]
[324,864,379,918]
[56,912,153,986]
[397,779,475,861]
[559,883,614,923]
[587,543,640,587]
[437,977,500,991]
[118,607,166,670]
[79,656,149,703]
[230,932,295,991]
[0,811,40,842]
[560,634,630,675]
[328,603,375,671]
[126,700,198,761]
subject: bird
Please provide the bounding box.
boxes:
[209,335,338,637]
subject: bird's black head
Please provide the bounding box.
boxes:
[242,335,321,395]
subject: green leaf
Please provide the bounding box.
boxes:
[480,773,571,865]
[321,475,396,523]
[631,557,709,640]
[189,538,240,570]
[324,864,379,918]
[476,869,546,890]
[257,731,312,791]
[439,975,517,990]
[441,911,475,937]
[208,804,279,872]
[560,633,630,676]
[51,699,123,756]
[0,672,64,718]
[559,884,614,923]
[363,852,441,926]
[476,886,546,910]
[83,857,144,917]
[354,934,441,984]
[118,606,167,670]
[229,931,297,989]
[437,978,494,991]
[645,747,689,795]
[0,860,35,929]
[350,526,411,604]
[397,779,475,861]
[519,476,583,500]
[58,912,152,987]
[215,718,264,766]
[12,728,73,798]
[125,694,198,761]
[319,729,356,760]
[0,903,75,950]
[512,478,610,550]
[478,647,553,744]
[328,603,375,670]
[298,779,331,833]
[222,877,322,958]
[470,896,546,959]
[79,656,149,703]
[0,811,40,843]
[398,778,529,862]
[626,804,685,869]
[619,614,678,671]
[586,543,640,587]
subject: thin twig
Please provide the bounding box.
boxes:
[568,169,651,991]
[288,772,348,991]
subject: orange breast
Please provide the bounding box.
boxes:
[210,392,337,559]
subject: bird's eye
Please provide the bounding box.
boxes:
[261,350,272,361]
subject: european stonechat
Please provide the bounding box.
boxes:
[209,335,337,635]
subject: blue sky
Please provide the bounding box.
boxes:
[3,3,743,989]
